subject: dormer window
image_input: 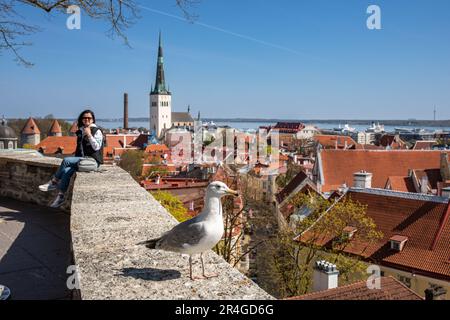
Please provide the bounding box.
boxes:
[343,226,358,239]
[390,235,408,252]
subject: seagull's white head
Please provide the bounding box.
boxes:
[206,181,239,198]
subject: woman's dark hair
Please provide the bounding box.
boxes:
[77,109,96,128]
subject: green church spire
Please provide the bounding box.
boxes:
[152,31,170,95]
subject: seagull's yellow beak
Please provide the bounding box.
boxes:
[226,189,239,197]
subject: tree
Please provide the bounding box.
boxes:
[0,0,199,66]
[151,190,191,223]
[291,136,314,155]
[143,166,169,180]
[264,192,383,298]
[275,161,301,189]
[213,195,246,266]
[118,149,144,181]
[212,168,268,269]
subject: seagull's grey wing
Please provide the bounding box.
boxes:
[157,220,207,252]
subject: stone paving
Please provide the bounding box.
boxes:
[0,197,72,300]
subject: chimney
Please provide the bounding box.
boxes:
[442,187,450,198]
[353,171,373,189]
[313,260,339,292]
[123,93,129,130]
[420,175,429,194]
[425,285,447,300]
[441,152,450,181]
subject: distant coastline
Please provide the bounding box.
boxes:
[61,118,450,127]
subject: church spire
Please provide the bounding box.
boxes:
[152,31,169,95]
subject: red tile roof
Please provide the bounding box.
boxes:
[273,122,305,133]
[35,136,77,155]
[314,135,357,149]
[355,144,385,150]
[21,117,40,134]
[287,277,423,300]
[390,235,409,243]
[69,121,78,134]
[298,189,450,281]
[130,134,150,148]
[379,134,408,149]
[318,150,449,193]
[48,119,62,134]
[145,144,170,153]
[413,141,437,150]
[276,171,310,203]
[105,135,139,148]
[386,176,416,193]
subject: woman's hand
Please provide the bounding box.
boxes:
[83,126,92,137]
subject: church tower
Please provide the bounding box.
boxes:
[150,32,172,138]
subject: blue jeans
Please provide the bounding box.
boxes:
[54,157,82,193]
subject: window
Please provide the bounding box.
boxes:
[389,235,408,251]
[0,141,4,149]
[391,241,400,251]
[343,226,358,239]
[8,141,14,149]
[398,276,411,288]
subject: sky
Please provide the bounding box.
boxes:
[1,0,450,120]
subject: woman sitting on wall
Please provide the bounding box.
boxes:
[39,109,104,208]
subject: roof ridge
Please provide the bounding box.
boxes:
[21,117,41,134]
[49,119,62,133]
[287,276,423,300]
[349,187,450,204]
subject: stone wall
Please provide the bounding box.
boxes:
[0,151,273,300]
[0,150,72,211]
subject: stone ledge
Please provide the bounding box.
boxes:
[0,152,68,209]
[0,150,62,168]
[1,152,273,300]
[71,166,273,300]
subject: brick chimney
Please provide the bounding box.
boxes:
[353,171,373,189]
[313,260,339,292]
[123,93,129,130]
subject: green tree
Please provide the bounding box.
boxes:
[276,162,301,189]
[151,190,191,223]
[118,150,144,181]
[264,192,383,298]
[143,166,169,180]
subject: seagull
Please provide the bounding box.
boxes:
[138,181,239,280]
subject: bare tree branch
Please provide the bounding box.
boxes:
[0,0,199,66]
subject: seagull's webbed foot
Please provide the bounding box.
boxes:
[190,275,206,281]
[200,253,219,279]
[202,272,219,279]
